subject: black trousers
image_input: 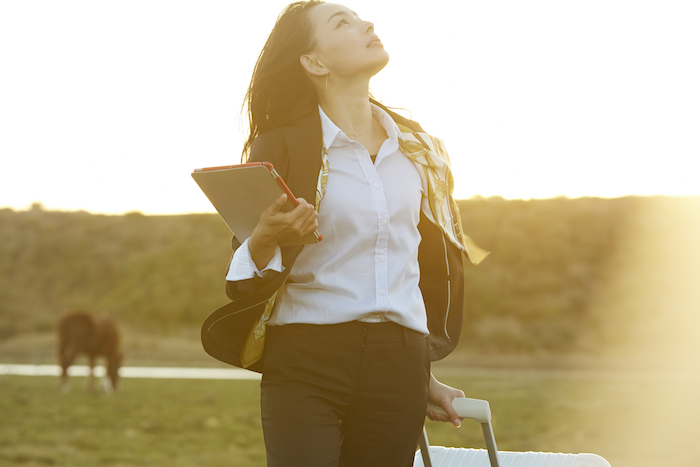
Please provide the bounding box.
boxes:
[260,321,430,467]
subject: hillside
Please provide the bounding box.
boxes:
[1,196,697,357]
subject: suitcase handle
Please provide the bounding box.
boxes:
[425,398,501,467]
[427,397,492,424]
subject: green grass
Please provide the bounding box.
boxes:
[0,376,265,467]
[3,364,700,466]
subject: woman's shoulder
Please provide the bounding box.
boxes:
[252,112,319,151]
[250,111,322,174]
[249,128,287,165]
[258,111,321,139]
[252,124,286,146]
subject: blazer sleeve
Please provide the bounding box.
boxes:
[225,130,291,300]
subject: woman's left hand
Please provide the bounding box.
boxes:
[426,373,466,427]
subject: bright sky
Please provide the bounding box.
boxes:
[1,0,698,215]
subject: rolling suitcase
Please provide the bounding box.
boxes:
[415,398,611,467]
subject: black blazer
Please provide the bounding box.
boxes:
[202,105,466,372]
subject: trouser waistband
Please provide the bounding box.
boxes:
[271,320,423,345]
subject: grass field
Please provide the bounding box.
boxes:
[2,353,700,467]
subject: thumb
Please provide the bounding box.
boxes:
[268,194,288,213]
[437,396,464,427]
[444,401,461,428]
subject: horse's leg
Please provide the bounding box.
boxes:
[103,356,115,394]
[59,346,75,393]
[87,354,96,393]
[101,372,113,394]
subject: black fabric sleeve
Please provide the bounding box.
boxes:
[224,130,291,300]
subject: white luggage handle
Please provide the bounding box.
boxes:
[422,398,611,467]
[423,398,500,467]
[427,397,492,424]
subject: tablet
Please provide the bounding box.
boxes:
[191,162,322,246]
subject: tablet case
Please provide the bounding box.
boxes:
[191,162,321,246]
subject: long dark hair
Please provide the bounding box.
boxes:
[241,1,325,160]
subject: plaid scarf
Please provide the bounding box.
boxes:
[315,127,489,266]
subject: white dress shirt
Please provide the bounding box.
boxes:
[226,104,428,335]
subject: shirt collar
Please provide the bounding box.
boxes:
[318,103,406,150]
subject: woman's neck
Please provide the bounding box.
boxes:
[318,80,374,137]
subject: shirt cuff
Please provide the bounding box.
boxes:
[225,238,284,281]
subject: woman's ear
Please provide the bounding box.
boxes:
[300,54,328,77]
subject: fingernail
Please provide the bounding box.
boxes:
[453,419,461,428]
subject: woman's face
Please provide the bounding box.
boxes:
[305,3,389,80]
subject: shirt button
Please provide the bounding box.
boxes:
[380,219,387,226]
[373,183,379,189]
[379,290,385,295]
[378,256,384,262]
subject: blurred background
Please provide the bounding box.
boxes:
[1,1,699,466]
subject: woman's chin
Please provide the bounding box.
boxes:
[370,53,390,76]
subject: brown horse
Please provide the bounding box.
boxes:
[58,311,124,392]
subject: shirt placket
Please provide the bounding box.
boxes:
[354,147,390,314]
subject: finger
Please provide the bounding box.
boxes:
[444,398,463,427]
[299,218,319,236]
[426,408,450,423]
[289,203,318,232]
[301,207,319,224]
[268,194,288,213]
[292,200,316,218]
[434,398,461,427]
[302,218,320,237]
[269,206,316,239]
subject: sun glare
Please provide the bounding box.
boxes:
[585,196,700,463]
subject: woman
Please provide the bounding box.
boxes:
[219,2,488,465]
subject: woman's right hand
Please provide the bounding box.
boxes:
[248,194,318,269]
